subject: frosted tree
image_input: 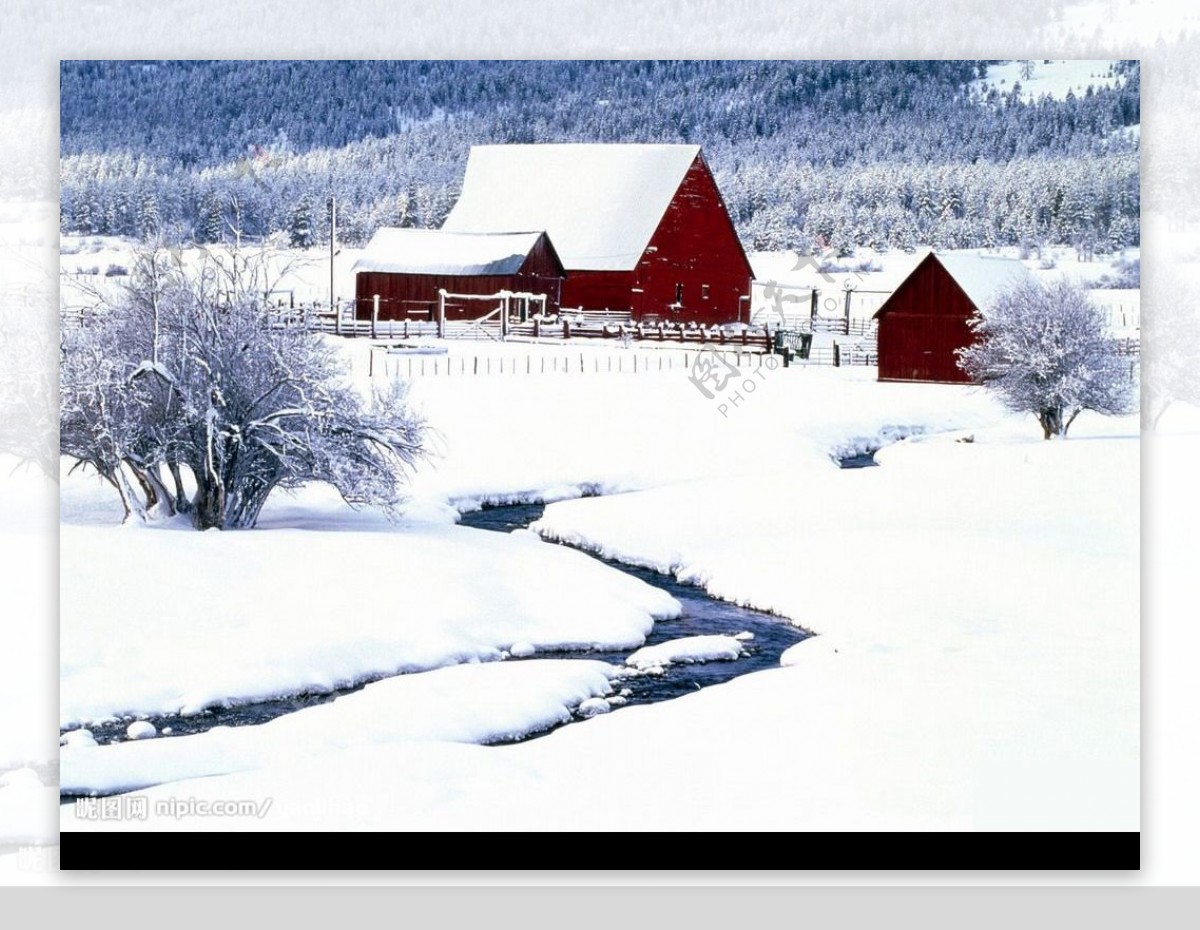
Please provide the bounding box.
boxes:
[957,278,1135,439]
[60,246,428,528]
[288,196,315,248]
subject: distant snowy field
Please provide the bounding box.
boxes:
[974,59,1124,102]
[61,322,1140,829]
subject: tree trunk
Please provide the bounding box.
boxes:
[192,478,226,530]
[112,463,147,524]
[127,462,160,511]
[1039,406,1064,440]
[126,460,176,517]
[168,461,192,513]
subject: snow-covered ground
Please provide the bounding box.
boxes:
[61,333,1139,829]
[974,60,1124,102]
[61,659,620,796]
[61,494,677,726]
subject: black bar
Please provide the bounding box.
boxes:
[60,831,1139,871]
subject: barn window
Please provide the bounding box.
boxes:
[675,283,684,304]
[701,284,710,300]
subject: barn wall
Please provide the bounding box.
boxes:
[559,155,753,326]
[356,270,563,320]
[636,155,754,326]
[516,233,565,310]
[876,256,977,383]
[560,270,636,313]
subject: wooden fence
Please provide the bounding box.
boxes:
[366,341,881,379]
[368,347,761,378]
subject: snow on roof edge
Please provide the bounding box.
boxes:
[353,228,553,277]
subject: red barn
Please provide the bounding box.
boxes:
[354,228,565,321]
[441,143,753,326]
[874,252,1035,383]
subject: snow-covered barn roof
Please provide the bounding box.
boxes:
[353,228,552,276]
[932,252,1036,310]
[442,143,703,272]
[874,252,1036,318]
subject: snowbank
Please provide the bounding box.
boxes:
[61,659,618,796]
[60,489,678,725]
[625,635,744,670]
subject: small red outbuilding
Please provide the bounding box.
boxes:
[353,228,565,321]
[874,252,1035,383]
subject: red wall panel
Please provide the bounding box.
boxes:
[560,155,754,326]
[876,255,978,383]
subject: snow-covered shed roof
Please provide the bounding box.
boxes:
[874,252,1037,318]
[933,252,1036,310]
[442,144,703,272]
[353,228,552,276]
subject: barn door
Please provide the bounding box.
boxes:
[630,285,646,321]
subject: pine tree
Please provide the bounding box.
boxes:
[289,196,315,248]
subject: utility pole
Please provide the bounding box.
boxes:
[330,195,339,336]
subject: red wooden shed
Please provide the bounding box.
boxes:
[441,144,754,326]
[874,252,1035,383]
[353,228,565,321]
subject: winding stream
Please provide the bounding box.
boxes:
[67,501,810,751]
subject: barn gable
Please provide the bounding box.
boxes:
[874,252,1034,322]
[873,252,1035,384]
[442,143,703,272]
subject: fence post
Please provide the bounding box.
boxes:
[437,290,446,340]
[843,290,852,329]
[372,295,380,340]
[810,289,819,320]
[833,342,841,367]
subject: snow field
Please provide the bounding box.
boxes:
[61,659,620,796]
[59,321,1139,830]
[60,507,678,726]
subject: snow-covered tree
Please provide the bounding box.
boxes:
[957,278,1136,439]
[288,196,315,248]
[60,247,428,528]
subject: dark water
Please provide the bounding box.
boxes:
[75,688,372,746]
[66,502,809,752]
[462,502,810,706]
[837,450,879,469]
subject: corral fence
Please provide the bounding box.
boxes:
[367,347,764,379]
